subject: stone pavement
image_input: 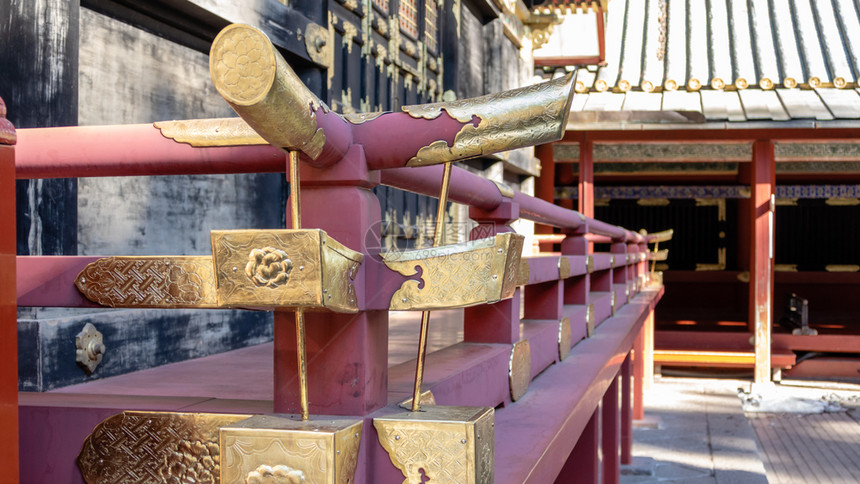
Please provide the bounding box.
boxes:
[621,377,769,484]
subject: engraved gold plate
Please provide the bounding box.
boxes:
[374,406,494,484]
[399,390,437,410]
[402,73,575,166]
[384,233,525,311]
[558,317,571,361]
[75,256,218,308]
[517,258,530,286]
[509,339,531,401]
[154,117,267,147]
[78,411,251,484]
[220,415,362,484]
[211,229,362,312]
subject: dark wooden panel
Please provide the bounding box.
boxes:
[0,0,79,256]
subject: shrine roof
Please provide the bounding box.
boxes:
[564,0,860,128]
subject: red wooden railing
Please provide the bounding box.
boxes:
[11,122,663,483]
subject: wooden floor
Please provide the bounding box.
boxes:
[748,410,860,484]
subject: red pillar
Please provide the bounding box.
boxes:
[535,143,556,237]
[633,325,645,421]
[556,408,600,483]
[602,375,620,484]
[273,146,389,415]
[750,140,775,385]
[579,140,594,218]
[0,102,18,481]
[621,353,633,465]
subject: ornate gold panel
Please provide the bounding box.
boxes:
[399,390,437,410]
[154,118,267,147]
[509,339,531,401]
[517,257,530,286]
[220,415,362,484]
[402,73,575,166]
[558,317,571,361]
[384,233,524,310]
[211,229,362,312]
[374,406,494,484]
[75,256,218,308]
[78,411,250,484]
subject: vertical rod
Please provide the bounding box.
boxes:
[411,162,452,411]
[296,308,309,420]
[290,150,301,230]
[621,353,633,464]
[289,150,310,420]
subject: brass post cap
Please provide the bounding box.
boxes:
[210,24,278,107]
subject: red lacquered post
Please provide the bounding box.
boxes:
[602,374,620,484]
[464,200,521,344]
[273,146,389,415]
[556,408,600,483]
[633,325,646,421]
[0,98,19,482]
[750,140,775,385]
[621,353,633,465]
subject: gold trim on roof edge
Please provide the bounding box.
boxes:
[402,73,575,166]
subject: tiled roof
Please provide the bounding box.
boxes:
[569,0,860,123]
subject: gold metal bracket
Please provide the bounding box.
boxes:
[154,118,266,147]
[211,229,362,312]
[374,406,494,484]
[384,233,525,311]
[509,339,531,401]
[220,415,362,483]
[611,291,617,316]
[558,317,571,361]
[586,255,594,274]
[517,257,531,286]
[558,256,570,279]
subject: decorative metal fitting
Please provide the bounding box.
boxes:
[75,323,105,374]
[375,406,494,484]
[558,317,571,361]
[509,340,531,401]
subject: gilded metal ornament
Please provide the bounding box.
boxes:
[517,257,530,286]
[558,256,571,279]
[492,180,515,198]
[77,411,250,484]
[384,233,524,310]
[211,229,362,312]
[399,390,437,410]
[75,322,105,374]
[509,339,531,402]
[220,415,363,484]
[402,73,575,166]
[558,317,571,361]
[586,255,594,274]
[343,111,386,124]
[210,24,327,159]
[304,22,331,68]
[374,406,494,484]
[154,118,266,147]
[75,256,218,308]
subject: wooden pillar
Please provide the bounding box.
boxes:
[621,353,633,465]
[643,310,654,391]
[602,374,620,484]
[0,100,19,482]
[633,325,645,420]
[535,143,555,236]
[556,408,600,483]
[750,140,775,385]
[579,140,594,218]
[274,146,389,415]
